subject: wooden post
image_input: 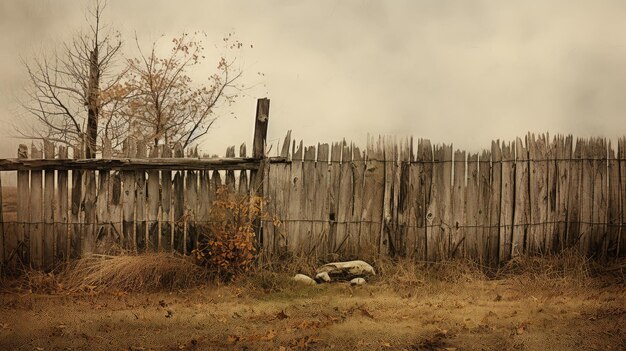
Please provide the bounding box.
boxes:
[161,145,173,252]
[251,98,270,246]
[30,143,43,269]
[70,143,83,258]
[56,146,69,261]
[43,140,55,269]
[96,139,111,254]
[122,138,136,251]
[135,141,147,251]
[16,144,29,265]
[147,146,160,251]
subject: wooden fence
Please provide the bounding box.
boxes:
[0,138,282,270]
[0,103,624,269]
[262,133,626,264]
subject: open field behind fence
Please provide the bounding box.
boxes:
[0,129,625,269]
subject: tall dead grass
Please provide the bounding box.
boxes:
[3,253,210,294]
[61,253,208,292]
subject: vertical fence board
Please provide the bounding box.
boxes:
[161,145,172,251]
[528,134,545,254]
[96,140,111,254]
[302,146,316,255]
[591,139,608,258]
[567,139,582,249]
[351,146,365,257]
[478,150,491,264]
[499,142,515,261]
[427,144,452,261]
[30,144,43,269]
[43,141,55,268]
[312,143,329,258]
[287,141,303,253]
[418,140,433,261]
[336,144,353,255]
[185,148,199,254]
[465,153,479,260]
[135,142,147,251]
[327,142,341,254]
[555,136,571,251]
[451,150,466,258]
[608,142,620,258]
[147,146,160,251]
[55,146,68,261]
[578,139,593,255]
[380,137,394,256]
[512,137,529,257]
[173,143,185,253]
[16,144,29,265]
[122,139,136,250]
[488,142,502,264]
[546,137,558,253]
[238,143,249,196]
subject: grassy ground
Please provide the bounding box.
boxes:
[0,255,624,351]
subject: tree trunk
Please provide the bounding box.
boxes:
[86,48,99,159]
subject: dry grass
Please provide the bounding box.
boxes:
[61,253,209,293]
[3,253,210,294]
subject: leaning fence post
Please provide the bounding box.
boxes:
[251,98,270,248]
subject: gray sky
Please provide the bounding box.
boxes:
[2,0,626,161]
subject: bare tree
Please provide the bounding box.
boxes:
[121,32,243,148]
[18,0,126,158]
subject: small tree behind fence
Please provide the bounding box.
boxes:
[0,99,624,270]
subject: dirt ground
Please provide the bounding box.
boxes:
[0,270,624,351]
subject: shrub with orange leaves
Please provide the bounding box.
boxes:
[193,187,275,281]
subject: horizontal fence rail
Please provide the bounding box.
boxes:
[0,156,287,171]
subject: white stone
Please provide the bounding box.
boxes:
[315,272,331,283]
[293,274,317,285]
[316,260,376,277]
[350,277,366,286]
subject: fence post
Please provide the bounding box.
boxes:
[251,98,270,247]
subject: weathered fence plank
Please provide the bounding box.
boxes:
[591,138,608,258]
[478,150,491,264]
[499,142,514,261]
[528,134,547,255]
[607,142,620,258]
[30,144,43,269]
[43,141,55,268]
[147,146,160,251]
[173,143,185,253]
[451,150,466,258]
[96,140,111,254]
[336,143,353,254]
[288,141,303,253]
[16,144,29,265]
[122,139,136,250]
[578,139,593,255]
[554,135,571,251]
[135,141,147,252]
[427,144,452,261]
[161,145,173,252]
[512,137,529,257]
[619,137,626,257]
[351,146,365,257]
[465,153,479,260]
[302,146,316,255]
[312,143,329,257]
[488,141,502,264]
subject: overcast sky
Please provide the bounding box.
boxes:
[2,0,626,162]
